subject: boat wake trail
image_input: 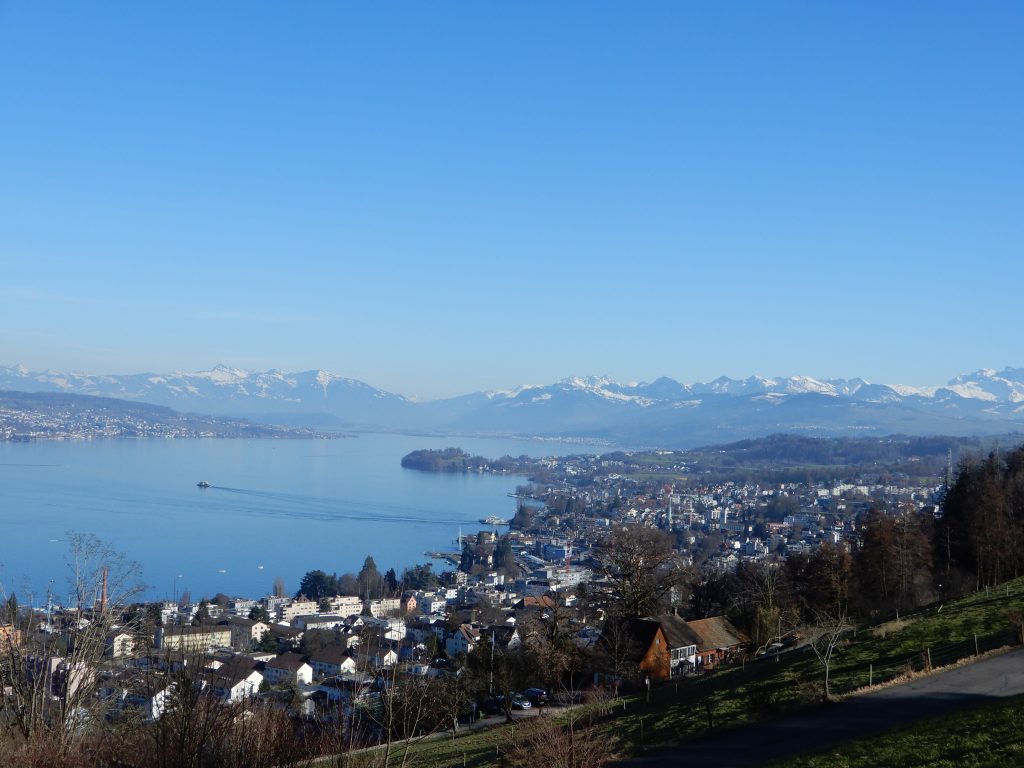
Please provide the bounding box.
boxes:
[203,486,468,526]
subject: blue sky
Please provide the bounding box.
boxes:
[1,2,1021,399]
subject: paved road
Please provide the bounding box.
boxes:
[620,647,1024,767]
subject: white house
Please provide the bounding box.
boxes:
[445,624,480,656]
[358,646,398,669]
[361,616,406,642]
[220,617,270,651]
[322,595,363,616]
[108,676,174,721]
[292,614,347,631]
[204,658,263,703]
[104,631,136,659]
[262,651,313,686]
[366,598,401,618]
[309,645,358,679]
[277,600,318,623]
[417,595,446,615]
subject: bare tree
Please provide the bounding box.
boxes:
[594,525,688,620]
[501,690,619,768]
[807,607,851,699]
[0,533,146,763]
[516,603,585,701]
[353,666,462,768]
[733,561,798,654]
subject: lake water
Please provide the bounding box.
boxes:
[0,434,607,605]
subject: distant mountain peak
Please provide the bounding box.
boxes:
[484,383,543,399]
[562,375,618,389]
[196,365,251,383]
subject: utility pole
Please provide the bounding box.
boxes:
[489,630,495,695]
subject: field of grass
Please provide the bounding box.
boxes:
[768,693,1024,768]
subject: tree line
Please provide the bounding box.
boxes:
[296,558,440,602]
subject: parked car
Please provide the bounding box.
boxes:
[508,693,532,710]
[522,687,549,706]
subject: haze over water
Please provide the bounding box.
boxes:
[0,434,607,605]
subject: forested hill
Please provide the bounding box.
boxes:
[685,433,1013,470]
[0,389,323,440]
[400,448,532,474]
[633,433,1023,484]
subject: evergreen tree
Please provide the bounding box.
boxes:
[402,563,439,590]
[493,536,516,575]
[248,605,271,623]
[357,555,384,598]
[458,542,475,574]
[297,569,337,600]
[510,504,534,531]
[192,599,210,625]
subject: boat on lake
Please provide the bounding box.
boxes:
[479,515,510,526]
[197,480,211,488]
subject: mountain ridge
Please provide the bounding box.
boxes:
[2,364,1023,447]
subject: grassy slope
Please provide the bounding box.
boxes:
[350,577,1024,767]
[769,693,1024,768]
[597,577,1024,758]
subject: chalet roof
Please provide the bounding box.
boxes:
[623,618,663,649]
[686,616,748,651]
[600,618,665,664]
[651,614,700,650]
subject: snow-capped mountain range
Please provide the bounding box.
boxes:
[2,364,1023,447]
